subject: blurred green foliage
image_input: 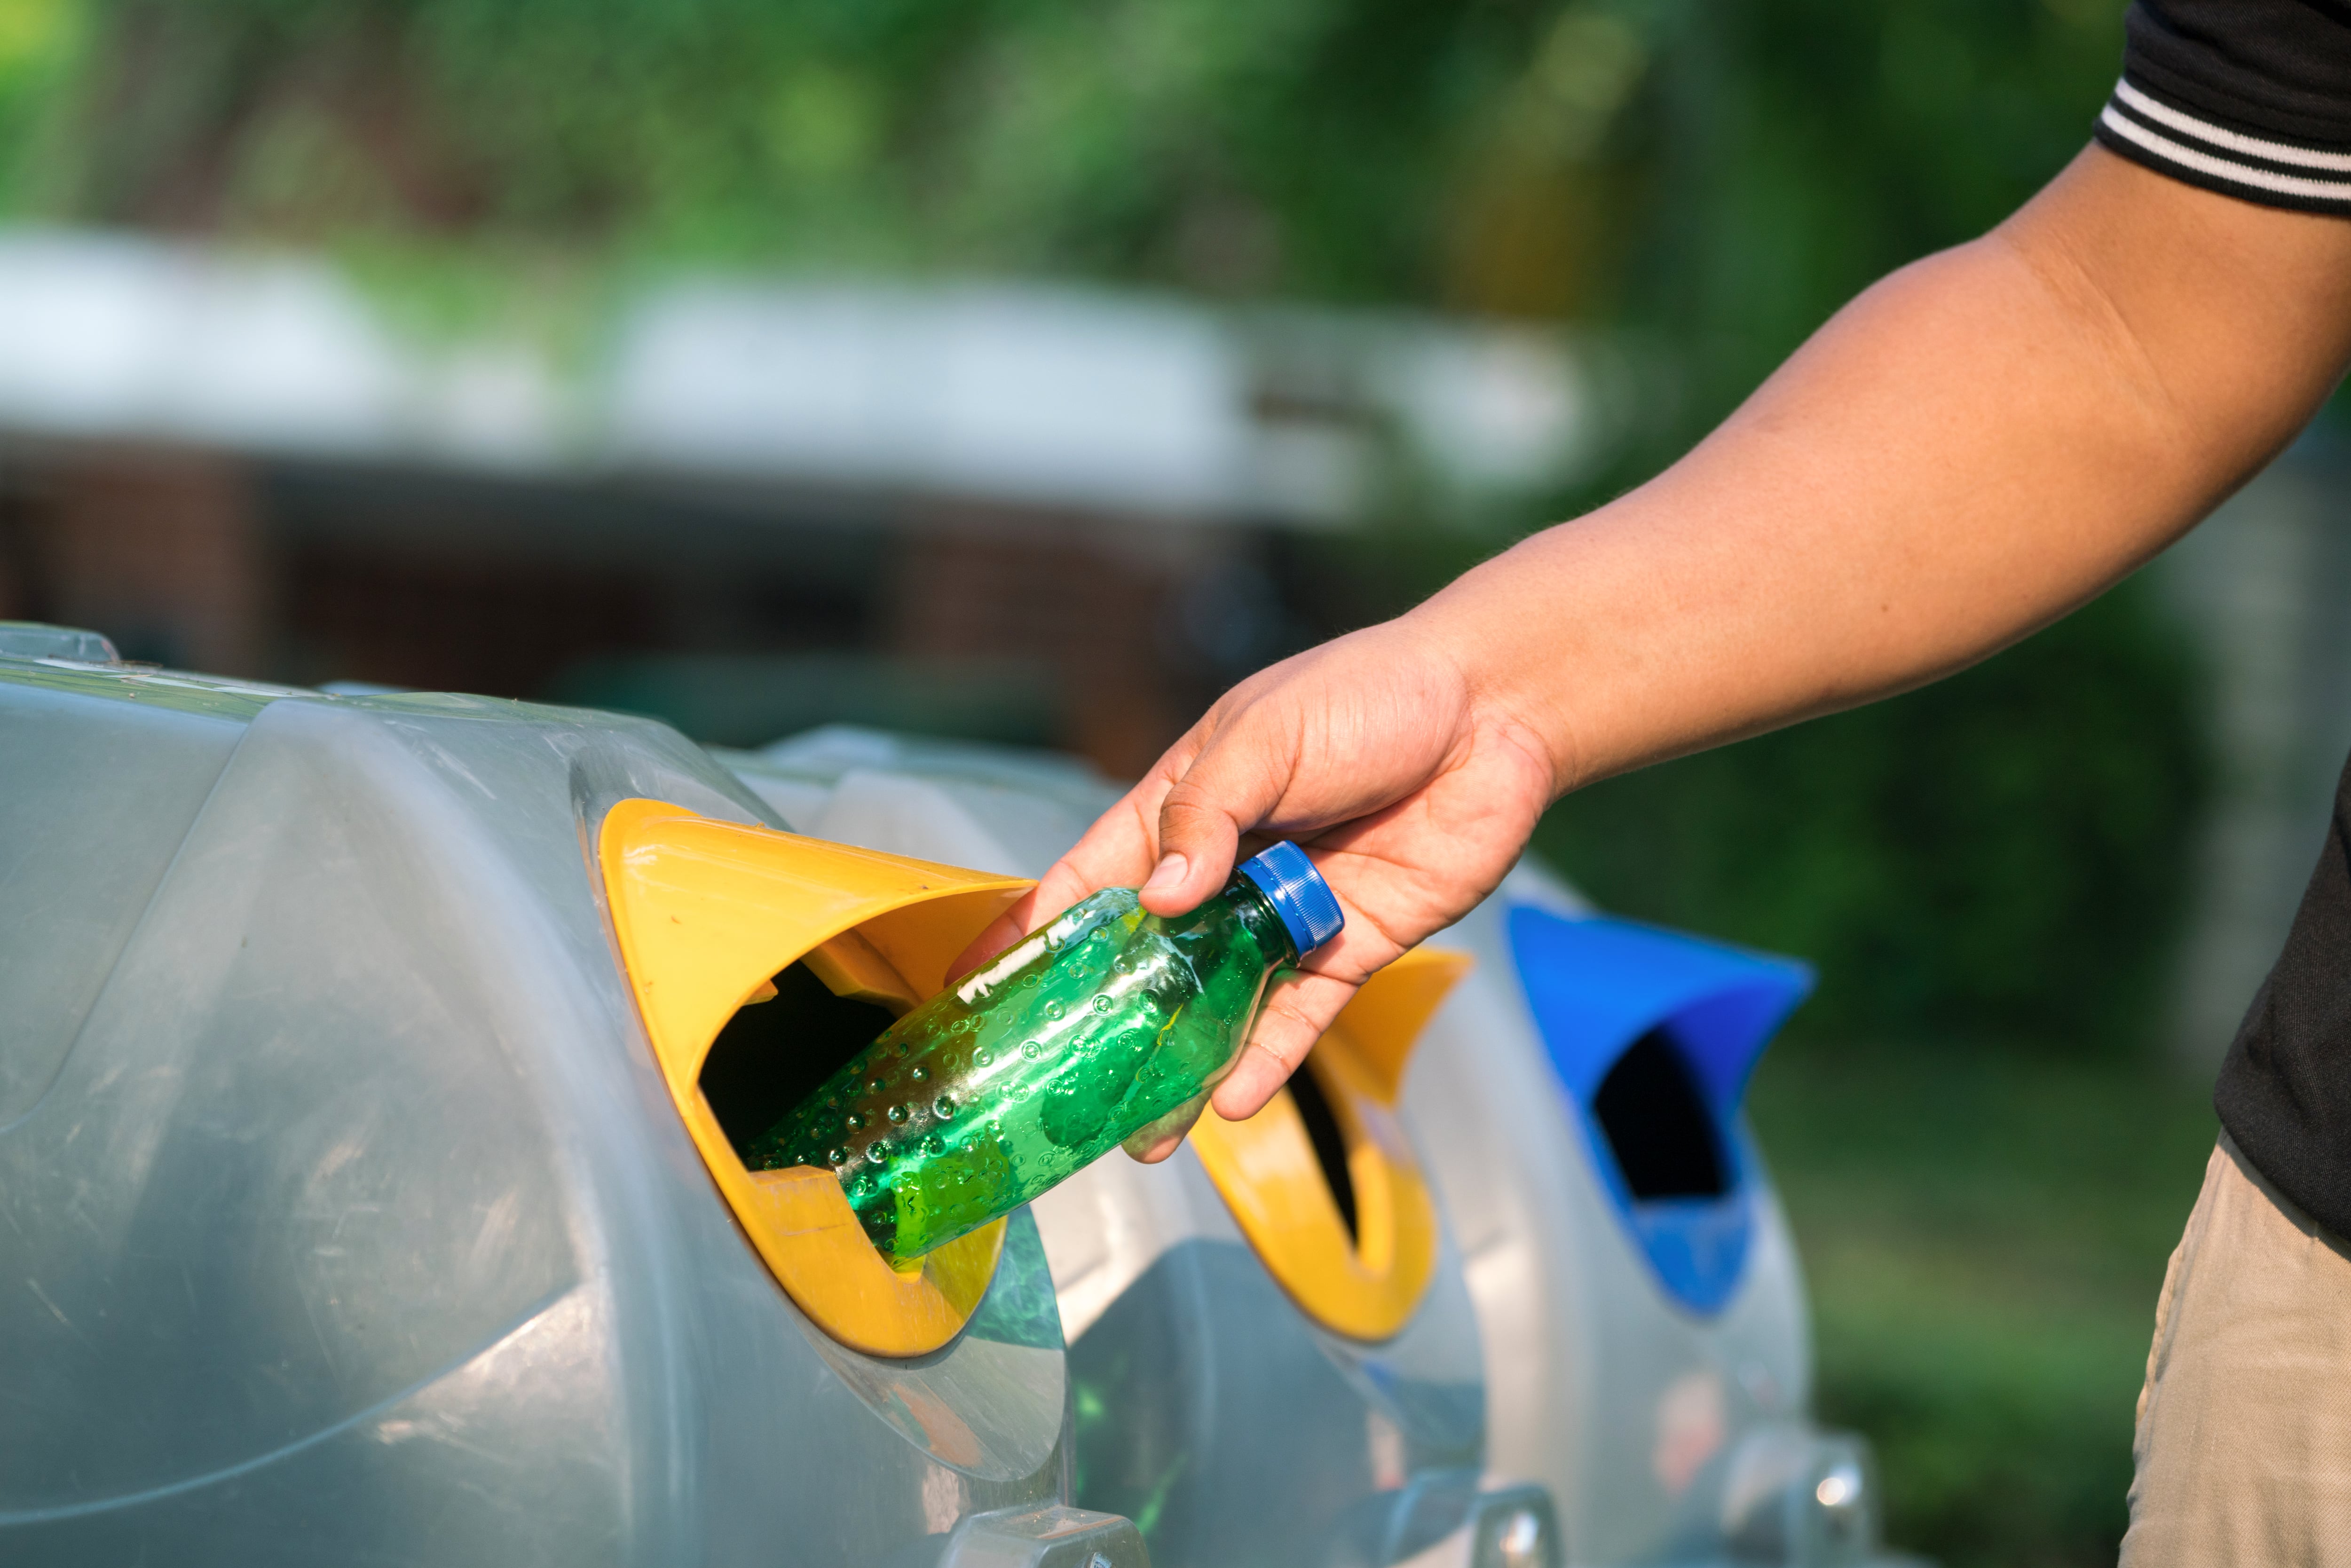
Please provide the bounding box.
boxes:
[1609,0,2134,441]
[6,0,2130,336]
[1750,1035,2216,1567]
[4,0,1563,299]
[0,0,81,204]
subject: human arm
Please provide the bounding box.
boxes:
[964,144,2351,1146]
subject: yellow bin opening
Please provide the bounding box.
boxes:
[599,798,1031,1357]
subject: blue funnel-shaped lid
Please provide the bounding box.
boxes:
[1509,909,1811,1116]
[1508,904,1813,1314]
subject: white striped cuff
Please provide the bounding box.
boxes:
[2096,77,2351,212]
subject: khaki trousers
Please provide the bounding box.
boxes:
[2122,1131,2351,1566]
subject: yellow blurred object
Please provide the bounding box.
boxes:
[1332,948,1476,1103]
[597,797,1031,1356]
[1190,946,1471,1340]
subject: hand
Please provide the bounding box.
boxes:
[950,613,1559,1157]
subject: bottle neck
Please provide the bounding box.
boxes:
[1223,872,1301,970]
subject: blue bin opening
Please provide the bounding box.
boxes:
[1507,905,1812,1314]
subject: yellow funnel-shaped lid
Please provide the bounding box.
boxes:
[599,798,1033,1357]
[1190,945,1472,1341]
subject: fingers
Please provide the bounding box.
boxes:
[1207,969,1363,1121]
[1009,623,1479,929]
[943,896,1038,983]
[959,617,1509,1039]
[1120,1094,1207,1164]
[1142,702,1300,916]
[944,747,1196,981]
[1126,1128,1189,1164]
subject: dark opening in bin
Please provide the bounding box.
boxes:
[702,962,898,1163]
[1289,1060,1360,1245]
[1590,1028,1727,1200]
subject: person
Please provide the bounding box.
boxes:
[955,2,2351,1559]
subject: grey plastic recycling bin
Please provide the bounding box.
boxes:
[0,623,1907,1568]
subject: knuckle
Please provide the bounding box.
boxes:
[1157,786,1234,848]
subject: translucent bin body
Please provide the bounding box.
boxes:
[0,634,1903,1568]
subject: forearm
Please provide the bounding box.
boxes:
[1419,148,2351,795]
[1016,145,2351,1125]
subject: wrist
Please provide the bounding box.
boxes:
[1397,538,1588,802]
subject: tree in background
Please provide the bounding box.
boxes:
[1,0,2130,320]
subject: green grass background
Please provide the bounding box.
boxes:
[1748,1038,2217,1568]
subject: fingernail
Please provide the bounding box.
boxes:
[1141,853,1188,896]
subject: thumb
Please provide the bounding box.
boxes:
[1141,730,1293,917]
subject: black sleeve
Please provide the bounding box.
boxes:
[2096,0,2351,214]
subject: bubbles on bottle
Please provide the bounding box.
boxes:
[824,1095,840,1111]
[1091,993,1114,1014]
[923,1135,946,1156]
[1113,956,1131,974]
[1044,929,1063,952]
[1043,1001,1065,1021]
[909,1065,928,1083]
[864,1143,888,1165]
[1021,1040,1042,1061]
[974,1048,994,1067]
[886,1104,907,1124]
[866,1077,887,1094]
[934,1095,957,1119]
[844,1112,863,1131]
[827,1146,848,1166]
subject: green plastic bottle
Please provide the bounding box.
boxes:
[747,841,1345,1265]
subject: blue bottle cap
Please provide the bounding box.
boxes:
[1235,841,1345,956]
